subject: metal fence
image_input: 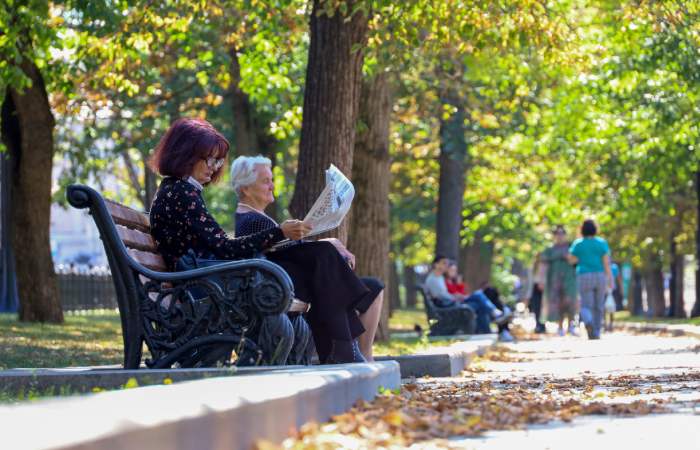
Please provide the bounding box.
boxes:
[55,265,118,311]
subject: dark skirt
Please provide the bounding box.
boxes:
[266,241,382,361]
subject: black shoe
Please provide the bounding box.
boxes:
[324,339,367,364]
[585,323,596,339]
[534,323,546,334]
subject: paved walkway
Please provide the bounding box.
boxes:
[445,331,700,449]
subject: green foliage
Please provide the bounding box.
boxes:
[3,0,697,279]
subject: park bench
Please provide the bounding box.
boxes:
[416,284,476,336]
[67,184,304,369]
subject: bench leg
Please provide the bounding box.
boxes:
[257,313,295,365]
[287,314,313,365]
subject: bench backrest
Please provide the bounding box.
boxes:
[416,284,440,321]
[104,199,167,271]
[67,185,164,368]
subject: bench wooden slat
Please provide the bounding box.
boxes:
[105,199,150,232]
[116,225,157,252]
[128,248,167,271]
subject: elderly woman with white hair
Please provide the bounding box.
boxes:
[231,155,384,362]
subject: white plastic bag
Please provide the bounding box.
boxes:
[604,292,616,313]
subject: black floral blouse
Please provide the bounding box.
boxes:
[150,177,285,270]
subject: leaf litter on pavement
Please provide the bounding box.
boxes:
[255,368,698,449]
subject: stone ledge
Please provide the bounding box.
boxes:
[376,334,497,378]
[0,365,307,396]
[0,361,400,450]
[615,321,700,339]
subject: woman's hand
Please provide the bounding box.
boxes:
[280,220,311,240]
[321,237,356,269]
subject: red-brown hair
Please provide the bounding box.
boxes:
[149,118,229,183]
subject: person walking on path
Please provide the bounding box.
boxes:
[530,253,546,333]
[568,219,614,340]
[540,226,578,336]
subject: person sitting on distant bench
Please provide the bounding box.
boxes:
[425,255,511,334]
[445,262,471,296]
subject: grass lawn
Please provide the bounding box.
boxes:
[0,312,123,369]
[0,306,441,368]
[614,310,700,326]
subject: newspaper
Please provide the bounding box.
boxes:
[302,164,355,238]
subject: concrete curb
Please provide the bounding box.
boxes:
[0,365,306,397]
[0,361,400,450]
[615,322,700,339]
[376,334,497,378]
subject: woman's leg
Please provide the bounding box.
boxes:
[268,242,369,363]
[591,273,607,338]
[578,274,595,337]
[358,290,383,361]
[464,292,494,333]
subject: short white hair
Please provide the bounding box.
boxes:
[230,155,272,197]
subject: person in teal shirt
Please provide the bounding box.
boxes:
[568,219,613,340]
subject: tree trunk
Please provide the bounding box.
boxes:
[1,60,62,323]
[673,254,685,318]
[374,258,399,342]
[668,238,686,318]
[460,233,494,291]
[143,162,158,210]
[643,253,665,318]
[403,265,417,308]
[347,72,391,341]
[692,169,700,317]
[389,258,401,312]
[229,47,260,157]
[228,47,280,221]
[289,0,369,243]
[435,98,466,261]
[631,269,644,316]
[669,239,677,317]
[0,147,18,312]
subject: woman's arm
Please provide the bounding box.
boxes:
[186,192,285,259]
[603,254,614,291]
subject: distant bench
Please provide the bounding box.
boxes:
[416,284,476,336]
[67,184,302,369]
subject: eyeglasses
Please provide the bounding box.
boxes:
[204,157,225,170]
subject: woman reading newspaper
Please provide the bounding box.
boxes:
[231,155,384,363]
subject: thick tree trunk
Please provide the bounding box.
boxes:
[0,145,18,312]
[374,258,399,342]
[673,254,685,318]
[460,233,494,291]
[668,239,686,318]
[347,72,392,341]
[435,99,466,261]
[643,253,665,318]
[403,265,417,308]
[1,60,62,323]
[631,269,644,316]
[389,258,401,312]
[144,163,157,210]
[692,169,700,317]
[289,0,369,243]
[229,47,280,221]
[229,47,260,157]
